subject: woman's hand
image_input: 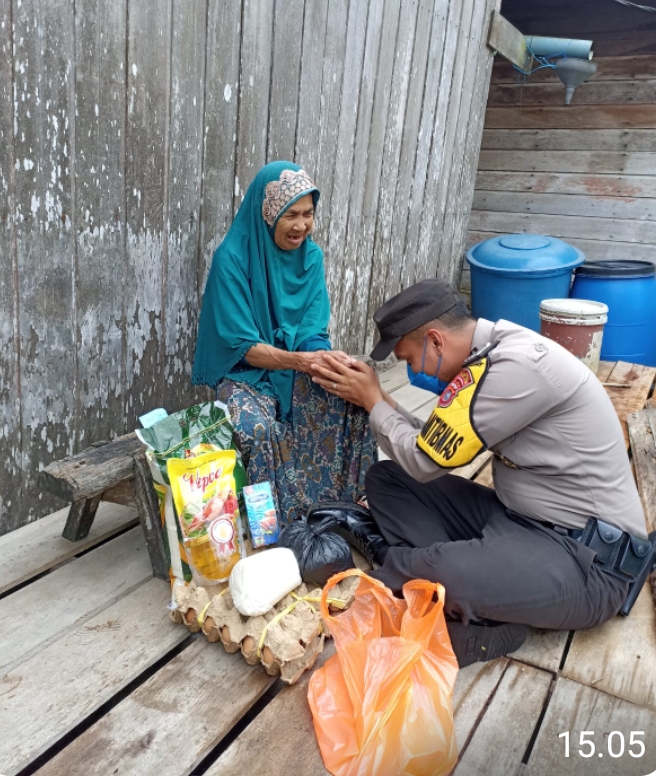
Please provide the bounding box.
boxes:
[294,350,355,375]
[311,354,384,412]
[245,344,299,371]
[245,345,357,374]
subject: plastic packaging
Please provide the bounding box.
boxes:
[168,450,245,584]
[229,548,302,616]
[308,570,459,776]
[243,482,280,548]
[136,401,247,602]
[278,519,355,586]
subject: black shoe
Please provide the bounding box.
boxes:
[306,501,390,567]
[446,620,529,668]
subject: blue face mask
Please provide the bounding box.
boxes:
[407,337,450,395]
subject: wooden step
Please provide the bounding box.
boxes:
[452,661,553,776]
[0,578,184,776]
[0,528,151,674]
[524,677,656,775]
[0,502,138,596]
[32,638,276,776]
[561,583,656,713]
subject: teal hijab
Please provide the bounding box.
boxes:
[192,161,331,419]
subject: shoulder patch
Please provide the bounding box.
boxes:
[417,358,488,469]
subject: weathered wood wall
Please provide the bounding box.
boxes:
[0,0,499,533]
[460,54,656,304]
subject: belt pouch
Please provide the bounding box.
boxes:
[618,535,653,579]
[580,518,624,567]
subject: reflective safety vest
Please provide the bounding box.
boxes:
[417,357,489,469]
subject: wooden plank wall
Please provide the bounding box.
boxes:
[0,0,499,533]
[460,54,656,304]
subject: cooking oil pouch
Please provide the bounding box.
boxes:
[167,450,245,584]
[136,401,247,600]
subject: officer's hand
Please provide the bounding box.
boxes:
[320,349,355,367]
[295,349,355,375]
[311,354,384,412]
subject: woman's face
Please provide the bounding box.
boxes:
[273,193,315,250]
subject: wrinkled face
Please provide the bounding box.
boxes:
[273,193,315,250]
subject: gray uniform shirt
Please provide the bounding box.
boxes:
[370,318,647,538]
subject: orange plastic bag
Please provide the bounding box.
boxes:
[308,570,459,776]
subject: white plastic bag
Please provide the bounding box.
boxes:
[229,548,302,616]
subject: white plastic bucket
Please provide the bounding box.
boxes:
[539,298,609,374]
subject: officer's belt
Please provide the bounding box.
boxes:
[542,517,655,617]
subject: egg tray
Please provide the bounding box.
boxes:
[171,576,360,685]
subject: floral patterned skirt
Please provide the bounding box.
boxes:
[216,373,377,524]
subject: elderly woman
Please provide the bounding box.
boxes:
[192,161,376,523]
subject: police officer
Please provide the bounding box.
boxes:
[311,278,655,666]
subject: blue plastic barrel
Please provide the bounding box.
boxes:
[465,234,585,332]
[570,261,656,366]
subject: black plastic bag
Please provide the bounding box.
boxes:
[278,519,355,587]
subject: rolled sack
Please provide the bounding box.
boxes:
[229,547,302,617]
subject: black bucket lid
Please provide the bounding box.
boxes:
[574,260,656,278]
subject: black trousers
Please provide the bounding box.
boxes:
[365,460,628,630]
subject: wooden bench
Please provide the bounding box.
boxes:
[39,433,168,580]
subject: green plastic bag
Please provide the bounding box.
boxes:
[137,401,247,600]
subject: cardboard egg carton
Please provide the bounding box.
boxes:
[171,573,363,684]
[170,581,226,632]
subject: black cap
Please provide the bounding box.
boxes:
[370,279,461,361]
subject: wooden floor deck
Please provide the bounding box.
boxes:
[1,361,655,776]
